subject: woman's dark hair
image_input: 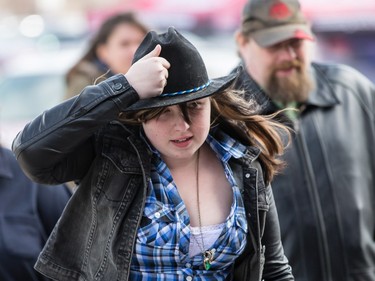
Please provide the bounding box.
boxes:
[66,12,148,83]
[119,88,291,185]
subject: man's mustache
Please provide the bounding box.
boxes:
[274,60,302,71]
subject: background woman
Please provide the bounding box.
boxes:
[65,12,149,98]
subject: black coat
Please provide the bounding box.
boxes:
[233,62,375,281]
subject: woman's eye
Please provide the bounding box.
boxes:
[187,101,200,109]
[156,109,171,119]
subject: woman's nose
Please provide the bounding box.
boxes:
[174,113,190,131]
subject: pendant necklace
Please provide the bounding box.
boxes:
[193,149,215,270]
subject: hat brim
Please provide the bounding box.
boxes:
[252,24,314,47]
[124,71,238,112]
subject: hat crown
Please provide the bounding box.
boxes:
[126,27,237,112]
[242,0,306,31]
[132,27,209,95]
[240,0,313,47]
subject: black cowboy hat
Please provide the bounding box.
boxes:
[125,27,238,111]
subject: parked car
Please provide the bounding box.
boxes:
[0,49,81,148]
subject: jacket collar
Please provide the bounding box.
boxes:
[233,64,271,112]
[235,62,340,111]
[306,63,340,108]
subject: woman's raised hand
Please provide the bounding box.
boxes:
[124,44,170,99]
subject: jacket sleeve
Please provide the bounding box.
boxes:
[262,184,294,281]
[12,74,139,185]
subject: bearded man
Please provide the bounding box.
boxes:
[232,0,375,281]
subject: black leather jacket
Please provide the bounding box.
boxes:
[233,62,375,281]
[12,74,293,281]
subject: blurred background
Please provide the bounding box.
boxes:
[0,0,375,148]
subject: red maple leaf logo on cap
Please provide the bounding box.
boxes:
[269,1,291,19]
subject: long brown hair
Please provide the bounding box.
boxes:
[119,88,290,185]
[210,89,290,184]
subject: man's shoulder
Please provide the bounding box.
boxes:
[312,62,374,112]
[312,62,373,87]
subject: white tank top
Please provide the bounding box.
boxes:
[189,223,225,257]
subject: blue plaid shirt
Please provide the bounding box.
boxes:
[130,130,248,280]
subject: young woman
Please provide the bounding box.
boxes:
[13,27,294,281]
[65,12,149,99]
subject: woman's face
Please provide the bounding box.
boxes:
[97,23,146,74]
[142,98,211,163]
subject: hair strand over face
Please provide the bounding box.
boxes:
[120,87,291,184]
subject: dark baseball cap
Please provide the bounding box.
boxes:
[241,0,314,47]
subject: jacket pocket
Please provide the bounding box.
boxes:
[136,201,175,247]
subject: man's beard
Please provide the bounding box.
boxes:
[265,60,314,105]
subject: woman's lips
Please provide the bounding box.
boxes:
[171,136,193,147]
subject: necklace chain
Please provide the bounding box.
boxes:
[194,149,214,270]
